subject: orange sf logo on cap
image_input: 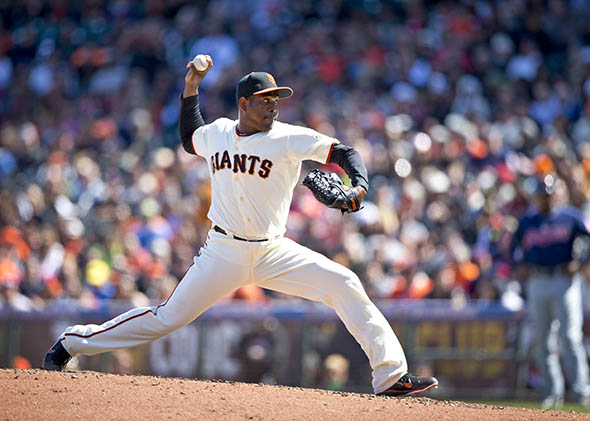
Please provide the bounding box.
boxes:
[266,73,276,85]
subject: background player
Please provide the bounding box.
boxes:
[43,56,438,397]
[510,176,590,408]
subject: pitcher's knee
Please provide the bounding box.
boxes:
[316,271,364,305]
[340,271,368,296]
[154,308,191,332]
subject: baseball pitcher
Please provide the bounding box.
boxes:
[43,56,438,397]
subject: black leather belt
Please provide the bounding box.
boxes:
[213,225,268,242]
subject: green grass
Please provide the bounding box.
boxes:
[468,400,590,413]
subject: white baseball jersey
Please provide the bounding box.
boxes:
[191,118,338,238]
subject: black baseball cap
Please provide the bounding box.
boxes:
[236,72,293,101]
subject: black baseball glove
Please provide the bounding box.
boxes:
[302,169,361,214]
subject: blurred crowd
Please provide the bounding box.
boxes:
[1,0,590,311]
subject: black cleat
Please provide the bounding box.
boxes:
[377,373,439,397]
[42,340,71,371]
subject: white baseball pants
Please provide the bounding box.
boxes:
[61,229,407,393]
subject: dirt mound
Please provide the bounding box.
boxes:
[0,369,586,420]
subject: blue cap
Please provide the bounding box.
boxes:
[532,175,555,196]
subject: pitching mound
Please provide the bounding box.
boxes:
[0,369,586,420]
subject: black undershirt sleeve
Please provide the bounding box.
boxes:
[179,94,205,155]
[328,143,369,192]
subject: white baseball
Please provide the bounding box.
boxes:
[192,54,208,71]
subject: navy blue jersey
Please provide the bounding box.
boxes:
[511,206,590,266]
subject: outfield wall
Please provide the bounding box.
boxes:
[0,300,557,398]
